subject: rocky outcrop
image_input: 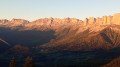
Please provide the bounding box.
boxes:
[0,19,8,24]
[11,19,29,23]
[96,17,102,24]
[7,19,29,28]
[0,19,29,28]
[112,13,120,25]
[62,17,70,23]
[0,13,120,30]
[70,18,79,23]
[107,16,113,25]
[88,17,96,24]
[101,16,113,25]
[83,18,88,25]
[1,13,120,51]
[102,16,107,25]
[47,17,53,25]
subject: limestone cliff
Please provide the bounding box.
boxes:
[88,17,96,24]
[0,13,120,30]
[112,13,120,25]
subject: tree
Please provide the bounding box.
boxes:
[9,57,16,67]
[24,56,35,67]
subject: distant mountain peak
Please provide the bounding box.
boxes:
[0,13,120,30]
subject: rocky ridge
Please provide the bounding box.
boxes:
[1,13,120,51]
[0,13,120,31]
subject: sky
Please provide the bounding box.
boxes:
[0,0,120,21]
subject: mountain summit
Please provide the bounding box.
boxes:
[1,13,120,51]
[0,13,120,29]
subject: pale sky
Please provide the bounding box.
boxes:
[0,0,120,21]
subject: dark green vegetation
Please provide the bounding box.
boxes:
[24,57,35,67]
[9,57,35,67]
[0,26,120,67]
[1,49,120,67]
[9,57,16,67]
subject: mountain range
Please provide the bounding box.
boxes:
[1,13,120,52]
[1,13,120,67]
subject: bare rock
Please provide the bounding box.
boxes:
[96,17,102,24]
[107,16,113,25]
[102,16,107,25]
[88,17,96,24]
[112,13,120,25]
[70,18,78,23]
[83,18,88,25]
[1,19,8,23]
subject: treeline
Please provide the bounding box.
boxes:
[9,56,35,67]
[9,56,120,67]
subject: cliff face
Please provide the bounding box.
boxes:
[112,13,120,25]
[0,13,120,51]
[0,13,120,30]
[0,19,29,29]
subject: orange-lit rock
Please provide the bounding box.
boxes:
[83,18,88,25]
[47,17,53,25]
[88,17,96,24]
[63,17,70,23]
[96,17,102,24]
[70,18,78,23]
[0,13,120,30]
[1,19,8,23]
[0,19,8,25]
[102,16,107,25]
[107,16,113,25]
[112,13,120,25]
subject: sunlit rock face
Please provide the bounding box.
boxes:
[83,18,88,25]
[11,19,29,25]
[70,18,79,24]
[0,19,29,28]
[96,17,102,24]
[62,17,70,23]
[101,16,113,25]
[88,17,96,24]
[0,19,8,24]
[47,17,53,25]
[0,13,120,30]
[107,16,113,25]
[112,13,120,25]
[6,19,29,28]
[1,13,120,51]
[102,16,107,25]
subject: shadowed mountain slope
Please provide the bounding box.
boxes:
[39,26,120,51]
[0,13,120,52]
[102,56,120,67]
[0,38,10,53]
